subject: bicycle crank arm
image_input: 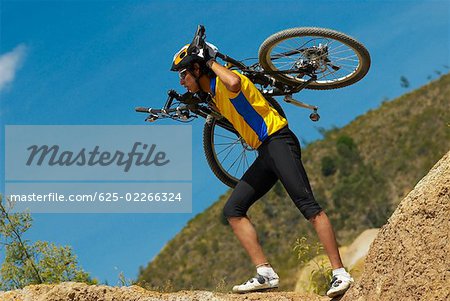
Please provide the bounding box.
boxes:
[283,95,320,122]
[284,95,317,110]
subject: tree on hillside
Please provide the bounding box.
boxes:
[400,76,410,88]
[0,196,97,290]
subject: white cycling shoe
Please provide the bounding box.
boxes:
[232,273,279,293]
[326,274,354,298]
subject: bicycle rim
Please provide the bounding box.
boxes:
[259,27,370,89]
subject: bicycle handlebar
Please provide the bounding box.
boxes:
[135,107,156,113]
[135,105,189,115]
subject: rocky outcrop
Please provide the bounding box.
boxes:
[342,150,450,301]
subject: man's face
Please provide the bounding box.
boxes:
[179,67,200,93]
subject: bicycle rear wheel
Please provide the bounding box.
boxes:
[202,96,285,188]
[258,27,371,90]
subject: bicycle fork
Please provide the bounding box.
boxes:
[283,94,320,122]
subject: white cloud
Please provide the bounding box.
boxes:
[0,44,27,93]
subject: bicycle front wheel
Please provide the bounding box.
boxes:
[258,27,371,90]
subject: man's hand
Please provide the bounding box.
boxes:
[202,42,218,63]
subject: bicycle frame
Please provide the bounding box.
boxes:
[136,25,322,131]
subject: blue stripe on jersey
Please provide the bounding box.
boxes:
[210,77,216,96]
[230,92,269,142]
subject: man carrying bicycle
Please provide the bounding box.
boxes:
[170,37,353,298]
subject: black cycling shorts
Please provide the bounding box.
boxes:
[223,126,323,220]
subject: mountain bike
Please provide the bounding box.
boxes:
[136,25,371,188]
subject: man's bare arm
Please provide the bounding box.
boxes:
[207,59,241,93]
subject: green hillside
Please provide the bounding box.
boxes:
[137,74,450,292]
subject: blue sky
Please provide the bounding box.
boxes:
[0,0,448,285]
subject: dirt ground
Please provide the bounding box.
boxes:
[0,282,329,301]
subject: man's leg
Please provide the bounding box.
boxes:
[309,211,355,298]
[223,157,279,293]
[265,131,344,267]
[266,129,353,297]
[223,155,277,265]
[227,216,268,266]
[309,211,343,269]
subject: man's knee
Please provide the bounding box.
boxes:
[222,202,234,219]
[295,198,323,221]
[226,216,247,227]
[222,202,246,220]
[307,209,325,223]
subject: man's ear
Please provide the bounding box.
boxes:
[193,63,201,77]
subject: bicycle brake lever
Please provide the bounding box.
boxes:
[145,114,159,122]
[176,109,190,120]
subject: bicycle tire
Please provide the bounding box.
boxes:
[203,96,285,188]
[258,27,371,90]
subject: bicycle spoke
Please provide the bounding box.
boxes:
[283,39,303,54]
[243,151,248,172]
[326,65,340,81]
[271,57,303,70]
[328,59,359,67]
[243,150,251,173]
[327,53,357,64]
[316,67,340,81]
[328,62,358,69]
[235,151,245,176]
[312,44,350,63]
[215,141,241,146]
[215,132,239,140]
[217,138,240,156]
[217,143,238,157]
[329,54,359,61]
[211,121,260,183]
[273,60,298,70]
[317,65,355,81]
[272,46,304,57]
[330,45,353,53]
[327,48,356,58]
[219,142,239,165]
[326,43,347,54]
[334,65,357,73]
[309,44,352,63]
[227,149,245,173]
[271,57,302,65]
[273,46,305,58]
[293,37,329,50]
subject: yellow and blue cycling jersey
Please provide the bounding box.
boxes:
[210,71,288,149]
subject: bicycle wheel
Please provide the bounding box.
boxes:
[203,96,285,188]
[258,27,371,90]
